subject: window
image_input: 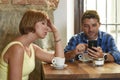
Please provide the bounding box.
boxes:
[75,0,120,50]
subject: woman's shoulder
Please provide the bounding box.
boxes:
[7,41,23,46]
[4,41,24,52]
[2,41,24,54]
[1,41,24,63]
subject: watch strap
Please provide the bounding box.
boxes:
[104,53,107,61]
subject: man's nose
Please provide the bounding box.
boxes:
[89,26,93,31]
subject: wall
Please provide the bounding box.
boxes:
[54,0,74,48]
[54,0,67,48]
[67,0,74,42]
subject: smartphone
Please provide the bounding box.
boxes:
[88,40,97,51]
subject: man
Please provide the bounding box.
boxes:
[64,10,120,64]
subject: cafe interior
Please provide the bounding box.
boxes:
[0,0,120,80]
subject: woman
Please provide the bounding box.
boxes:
[0,10,64,80]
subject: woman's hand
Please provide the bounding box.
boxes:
[47,19,61,41]
[47,19,64,58]
[47,19,57,32]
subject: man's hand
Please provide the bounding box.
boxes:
[75,44,87,54]
[87,47,104,59]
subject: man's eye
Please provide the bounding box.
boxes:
[84,25,89,28]
[92,24,97,27]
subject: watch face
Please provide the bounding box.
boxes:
[75,54,82,60]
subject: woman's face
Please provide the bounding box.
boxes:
[34,20,51,38]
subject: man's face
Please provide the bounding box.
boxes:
[82,18,100,40]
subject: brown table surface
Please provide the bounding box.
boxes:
[42,61,120,80]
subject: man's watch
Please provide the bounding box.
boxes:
[104,53,108,61]
[75,54,82,60]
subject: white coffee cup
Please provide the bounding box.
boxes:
[93,58,104,66]
[52,57,65,66]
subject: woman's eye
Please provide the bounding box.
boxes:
[42,22,45,25]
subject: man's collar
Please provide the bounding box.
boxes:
[98,30,102,39]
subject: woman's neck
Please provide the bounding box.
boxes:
[14,33,38,47]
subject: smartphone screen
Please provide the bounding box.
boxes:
[88,40,97,51]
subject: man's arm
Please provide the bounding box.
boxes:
[97,32,120,64]
[106,35,120,64]
[65,50,76,61]
[65,44,87,61]
[104,53,114,62]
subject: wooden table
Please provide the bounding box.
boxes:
[42,61,120,80]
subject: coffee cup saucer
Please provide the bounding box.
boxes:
[79,58,92,62]
[50,64,68,69]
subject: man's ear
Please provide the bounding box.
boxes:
[81,25,84,31]
[98,22,101,28]
[99,22,101,25]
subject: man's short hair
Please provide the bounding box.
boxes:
[81,10,100,24]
